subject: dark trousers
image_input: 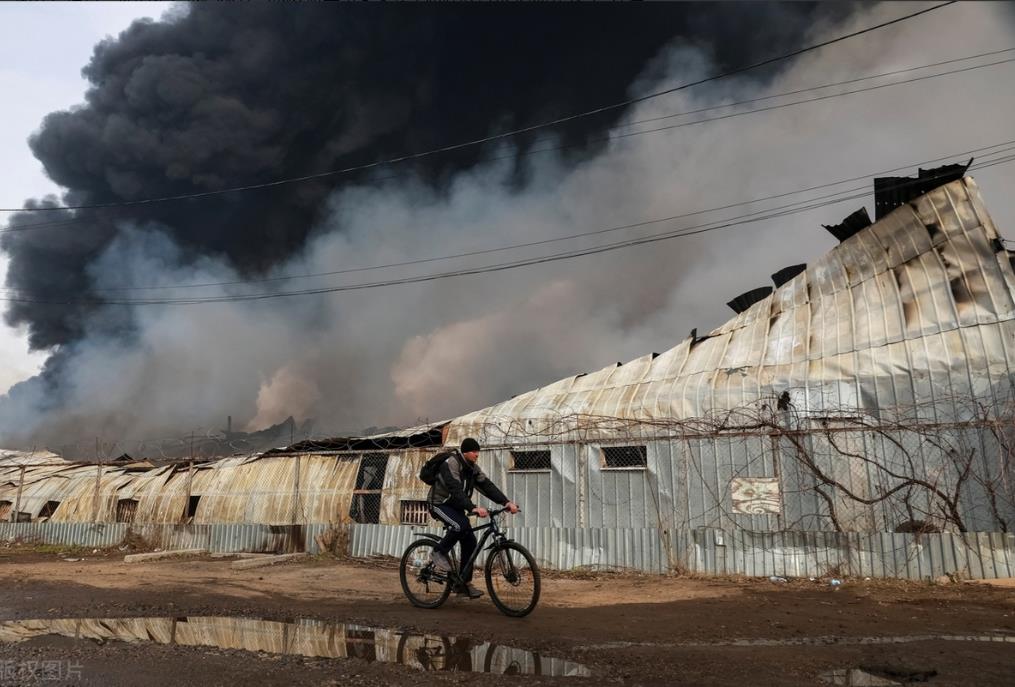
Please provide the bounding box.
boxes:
[430,504,477,583]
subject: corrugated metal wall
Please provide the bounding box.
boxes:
[3,521,1013,580]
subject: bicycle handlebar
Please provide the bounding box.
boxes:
[481,505,520,517]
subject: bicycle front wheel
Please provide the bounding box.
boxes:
[400,539,452,609]
[484,541,540,617]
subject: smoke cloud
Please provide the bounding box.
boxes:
[3,2,1014,449]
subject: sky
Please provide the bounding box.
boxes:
[0,1,175,394]
[1,2,1014,450]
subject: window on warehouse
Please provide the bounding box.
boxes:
[601,445,648,470]
[350,453,388,524]
[509,450,551,471]
[400,500,430,526]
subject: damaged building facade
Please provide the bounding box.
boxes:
[2,174,1014,579]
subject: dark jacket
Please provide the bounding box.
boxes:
[427,449,508,512]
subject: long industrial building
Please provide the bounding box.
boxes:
[3,171,1014,579]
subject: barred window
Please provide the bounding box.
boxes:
[401,500,430,525]
[510,450,551,471]
[602,445,647,469]
[0,501,11,521]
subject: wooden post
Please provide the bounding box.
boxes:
[12,466,26,523]
[184,432,195,524]
[185,461,194,523]
[293,454,302,525]
[91,438,104,522]
[92,463,103,523]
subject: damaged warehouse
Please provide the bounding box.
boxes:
[2,174,1014,580]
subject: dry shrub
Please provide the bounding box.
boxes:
[314,522,351,558]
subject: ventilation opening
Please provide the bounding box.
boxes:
[38,501,61,520]
[510,450,552,471]
[400,500,430,525]
[185,495,201,522]
[602,445,648,469]
[116,498,139,524]
[350,453,388,524]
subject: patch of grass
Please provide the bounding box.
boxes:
[0,542,94,556]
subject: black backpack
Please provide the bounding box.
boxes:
[419,450,454,485]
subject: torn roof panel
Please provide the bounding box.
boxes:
[264,421,448,455]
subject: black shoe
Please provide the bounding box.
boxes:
[454,583,483,599]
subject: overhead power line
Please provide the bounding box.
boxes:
[4,146,1011,306]
[0,1,957,214]
[4,44,1011,237]
[611,46,1015,131]
[36,139,1010,294]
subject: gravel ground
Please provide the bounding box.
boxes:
[0,547,1013,686]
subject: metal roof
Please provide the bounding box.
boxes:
[447,177,1015,446]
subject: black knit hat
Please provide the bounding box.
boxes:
[460,437,481,453]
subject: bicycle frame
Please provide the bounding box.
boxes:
[414,507,513,585]
[401,505,539,616]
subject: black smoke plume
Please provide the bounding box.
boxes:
[1,3,861,447]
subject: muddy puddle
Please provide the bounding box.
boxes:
[689,633,1015,647]
[579,632,1014,651]
[0,616,590,677]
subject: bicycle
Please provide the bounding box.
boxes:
[399,506,541,617]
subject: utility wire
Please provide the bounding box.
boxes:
[610,56,1015,140]
[17,139,1013,294]
[4,151,1009,306]
[0,1,957,214]
[4,45,1011,237]
[611,46,1015,130]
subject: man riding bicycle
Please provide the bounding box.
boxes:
[428,438,519,599]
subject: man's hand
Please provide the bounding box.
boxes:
[472,506,489,518]
[505,501,520,514]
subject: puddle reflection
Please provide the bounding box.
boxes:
[820,667,938,686]
[0,616,590,677]
[819,668,905,686]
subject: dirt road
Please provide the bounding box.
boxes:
[0,547,1012,686]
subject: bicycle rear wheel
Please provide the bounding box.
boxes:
[485,541,540,617]
[400,539,452,609]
